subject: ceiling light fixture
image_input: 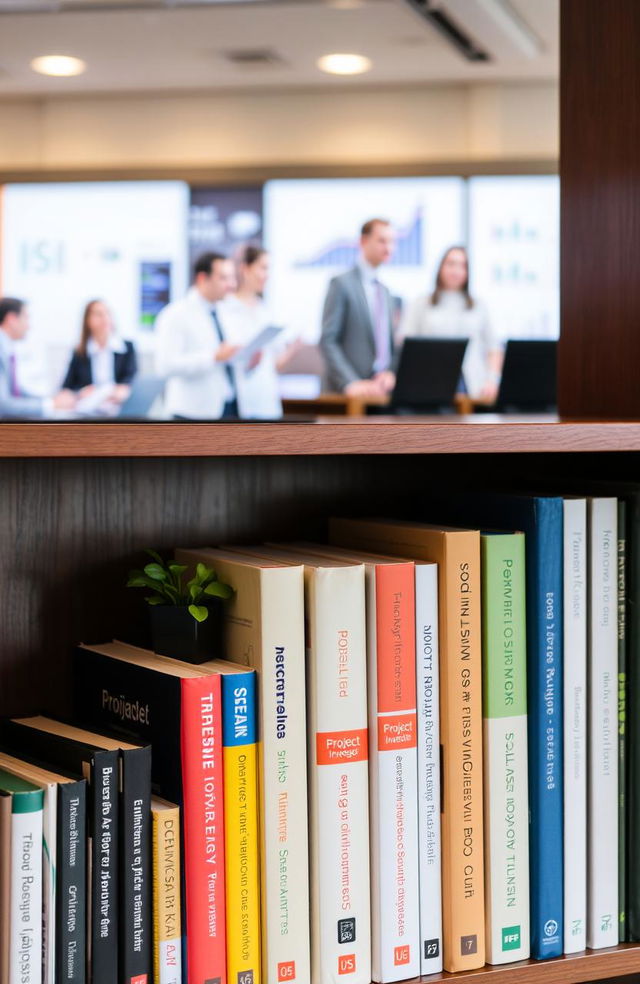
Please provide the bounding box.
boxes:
[317,52,372,75]
[30,55,87,77]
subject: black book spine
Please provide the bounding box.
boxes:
[119,747,152,984]
[91,750,119,984]
[56,780,87,984]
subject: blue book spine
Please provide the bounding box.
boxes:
[506,497,564,958]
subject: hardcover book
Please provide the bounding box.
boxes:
[151,798,182,984]
[329,518,485,973]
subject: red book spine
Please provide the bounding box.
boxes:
[180,675,226,984]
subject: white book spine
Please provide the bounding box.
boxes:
[587,498,619,948]
[563,498,587,953]
[260,569,311,984]
[366,566,420,984]
[9,804,43,984]
[308,565,371,984]
[414,564,442,975]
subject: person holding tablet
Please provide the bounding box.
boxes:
[401,245,502,400]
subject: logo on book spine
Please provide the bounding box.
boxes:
[460,935,478,956]
[338,954,356,975]
[337,918,356,944]
[277,961,295,981]
[393,946,410,966]
[238,972,254,984]
[502,926,521,951]
[205,978,221,984]
[543,919,559,940]
[424,939,440,959]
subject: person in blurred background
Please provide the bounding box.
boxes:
[156,251,242,419]
[320,218,397,397]
[61,299,137,407]
[221,245,283,419]
[401,245,502,400]
[0,297,75,417]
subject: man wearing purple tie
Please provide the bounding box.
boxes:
[0,298,75,418]
[320,218,397,397]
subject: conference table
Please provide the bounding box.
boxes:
[282,392,480,417]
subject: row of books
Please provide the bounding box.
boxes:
[1,488,637,983]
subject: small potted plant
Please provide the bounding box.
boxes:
[127,551,234,664]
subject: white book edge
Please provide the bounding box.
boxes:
[587,498,619,949]
[9,803,43,984]
[563,498,587,953]
[307,565,371,984]
[414,564,443,975]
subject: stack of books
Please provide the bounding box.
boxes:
[0,488,637,983]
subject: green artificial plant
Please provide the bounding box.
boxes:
[127,550,234,622]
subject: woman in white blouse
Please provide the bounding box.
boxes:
[61,299,137,405]
[221,245,285,419]
[401,246,502,400]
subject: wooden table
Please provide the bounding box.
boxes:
[282,393,478,417]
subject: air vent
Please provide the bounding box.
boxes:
[403,0,490,62]
[224,48,285,66]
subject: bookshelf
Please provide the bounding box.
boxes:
[1,417,639,983]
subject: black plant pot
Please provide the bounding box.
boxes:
[149,601,224,664]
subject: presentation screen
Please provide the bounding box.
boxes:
[263,176,466,342]
[0,180,189,390]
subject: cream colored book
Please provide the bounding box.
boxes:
[176,548,310,984]
[236,546,371,984]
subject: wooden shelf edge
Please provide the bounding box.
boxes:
[408,944,640,984]
[3,419,640,457]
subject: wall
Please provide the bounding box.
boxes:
[0,80,557,173]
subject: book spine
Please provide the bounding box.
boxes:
[440,534,485,972]
[563,498,587,954]
[527,499,563,959]
[221,671,261,984]
[618,499,628,942]
[181,674,226,984]
[627,494,640,940]
[90,751,119,984]
[587,498,619,948]
[1,794,11,984]
[152,806,182,984]
[414,564,442,975]
[119,747,152,983]
[40,783,57,984]
[56,782,87,984]
[370,564,420,983]
[482,534,529,965]
[308,566,370,984]
[9,790,44,984]
[257,570,310,984]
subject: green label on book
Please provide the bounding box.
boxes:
[501,926,521,951]
[481,534,527,718]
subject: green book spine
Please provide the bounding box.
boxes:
[618,499,627,942]
[481,532,529,965]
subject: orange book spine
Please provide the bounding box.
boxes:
[181,675,226,984]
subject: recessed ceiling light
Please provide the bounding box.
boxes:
[317,53,372,76]
[31,55,87,77]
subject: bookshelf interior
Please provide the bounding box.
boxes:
[1,418,639,983]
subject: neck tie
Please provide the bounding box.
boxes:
[372,279,391,372]
[211,308,236,399]
[8,352,19,397]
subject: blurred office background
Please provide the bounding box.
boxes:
[0,0,558,398]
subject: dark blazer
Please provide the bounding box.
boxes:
[62,340,137,391]
[320,266,396,392]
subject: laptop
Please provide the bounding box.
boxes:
[496,340,557,412]
[116,376,165,418]
[390,337,469,413]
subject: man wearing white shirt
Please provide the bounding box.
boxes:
[155,252,241,419]
[320,219,397,397]
[0,297,75,418]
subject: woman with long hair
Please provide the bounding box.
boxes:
[61,299,137,405]
[401,245,502,400]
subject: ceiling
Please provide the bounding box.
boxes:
[0,0,558,97]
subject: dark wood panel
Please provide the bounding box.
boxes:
[559,0,640,417]
[5,419,640,457]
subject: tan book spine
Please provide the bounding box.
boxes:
[329,519,485,972]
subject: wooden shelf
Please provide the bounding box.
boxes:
[414,945,640,984]
[3,417,640,457]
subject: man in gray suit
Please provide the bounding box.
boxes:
[320,218,397,397]
[0,298,75,417]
